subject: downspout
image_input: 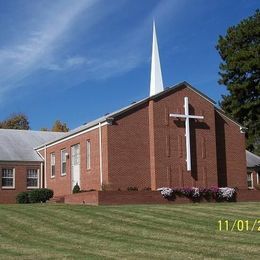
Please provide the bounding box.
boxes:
[99,122,103,190]
[35,149,45,189]
[40,163,43,188]
[44,145,47,188]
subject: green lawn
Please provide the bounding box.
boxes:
[0,203,259,259]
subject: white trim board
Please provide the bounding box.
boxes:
[36,122,108,151]
[215,109,245,130]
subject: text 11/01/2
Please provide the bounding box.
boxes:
[217,219,260,232]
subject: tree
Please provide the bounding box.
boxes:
[40,120,69,132]
[216,10,260,155]
[51,120,69,132]
[0,113,30,130]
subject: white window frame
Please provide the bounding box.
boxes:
[27,169,39,189]
[86,140,91,170]
[247,172,254,189]
[61,149,67,176]
[257,172,259,185]
[2,168,15,189]
[51,153,55,178]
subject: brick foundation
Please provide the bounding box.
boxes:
[64,190,260,205]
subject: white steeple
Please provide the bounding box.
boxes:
[150,21,164,96]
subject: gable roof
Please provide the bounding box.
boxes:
[36,81,243,149]
[246,150,260,169]
[0,129,66,162]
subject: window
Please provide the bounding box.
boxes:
[247,173,253,189]
[51,153,55,178]
[27,169,39,188]
[2,168,15,189]
[61,149,67,176]
[72,144,80,166]
[257,172,260,185]
[86,140,91,170]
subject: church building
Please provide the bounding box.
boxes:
[0,24,249,203]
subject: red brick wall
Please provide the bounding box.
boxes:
[151,85,218,188]
[65,191,99,205]
[148,100,156,190]
[236,189,260,201]
[107,103,151,190]
[64,191,190,205]
[106,84,246,190]
[98,191,188,205]
[215,111,247,189]
[0,162,41,203]
[45,125,108,196]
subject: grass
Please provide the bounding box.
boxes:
[0,203,259,259]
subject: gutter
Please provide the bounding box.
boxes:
[35,121,108,151]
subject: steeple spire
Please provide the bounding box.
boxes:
[150,21,164,96]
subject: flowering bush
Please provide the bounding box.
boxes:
[157,186,237,202]
[217,187,236,201]
[191,187,201,200]
[157,187,174,198]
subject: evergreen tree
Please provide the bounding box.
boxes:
[216,10,260,154]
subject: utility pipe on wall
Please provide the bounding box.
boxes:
[44,145,47,188]
[40,162,43,188]
[99,122,103,190]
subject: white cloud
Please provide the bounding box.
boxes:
[0,0,98,98]
[46,56,92,71]
[0,0,185,102]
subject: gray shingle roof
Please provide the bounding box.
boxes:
[246,150,260,169]
[0,129,66,162]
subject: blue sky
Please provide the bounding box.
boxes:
[0,0,258,130]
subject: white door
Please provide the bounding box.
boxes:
[71,144,80,190]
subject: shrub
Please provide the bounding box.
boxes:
[73,183,80,194]
[157,187,173,198]
[190,187,202,201]
[28,188,54,203]
[127,186,138,191]
[216,187,237,201]
[16,192,29,204]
